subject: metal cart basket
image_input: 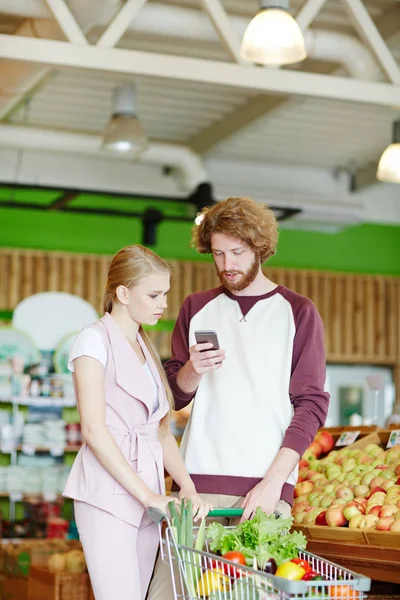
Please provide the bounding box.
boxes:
[149,508,371,600]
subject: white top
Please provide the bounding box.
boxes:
[68,328,159,414]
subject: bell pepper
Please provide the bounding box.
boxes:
[275,562,306,581]
[196,570,229,596]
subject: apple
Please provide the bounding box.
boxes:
[303,509,322,525]
[343,501,363,520]
[357,514,379,530]
[305,470,319,481]
[353,484,369,498]
[353,497,367,512]
[366,505,383,516]
[369,476,385,489]
[344,472,358,482]
[293,511,307,524]
[310,497,321,507]
[315,430,335,454]
[348,515,363,529]
[390,520,400,532]
[308,440,323,458]
[294,481,314,497]
[381,479,395,492]
[364,444,383,457]
[324,484,336,496]
[367,492,386,505]
[384,496,400,506]
[326,466,342,481]
[331,498,347,506]
[375,516,395,531]
[325,506,347,527]
[378,505,399,518]
[336,486,354,501]
[374,464,388,471]
[395,465,400,477]
[356,453,373,466]
[320,495,335,509]
[307,492,320,502]
[315,510,328,526]
[381,470,396,480]
[366,487,386,500]
[292,500,309,514]
[342,458,357,473]
[362,472,377,487]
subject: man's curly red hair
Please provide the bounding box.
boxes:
[191,197,278,263]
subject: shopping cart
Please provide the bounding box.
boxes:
[149,507,371,600]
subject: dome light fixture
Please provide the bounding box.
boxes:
[377,119,400,184]
[102,83,148,157]
[240,0,307,66]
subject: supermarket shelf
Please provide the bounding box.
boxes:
[0,396,76,407]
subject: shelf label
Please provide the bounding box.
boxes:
[335,431,360,446]
[387,430,400,449]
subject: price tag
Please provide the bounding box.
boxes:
[335,431,360,447]
[386,430,400,449]
[50,446,64,457]
[43,492,57,502]
[9,492,23,502]
[22,445,36,455]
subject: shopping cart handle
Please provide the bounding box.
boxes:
[208,508,244,518]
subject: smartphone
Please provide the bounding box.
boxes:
[194,330,220,351]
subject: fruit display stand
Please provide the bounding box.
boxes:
[293,429,400,584]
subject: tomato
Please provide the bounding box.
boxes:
[275,562,306,581]
[211,552,246,578]
[302,570,319,581]
[329,585,359,599]
[291,558,312,573]
[222,552,246,566]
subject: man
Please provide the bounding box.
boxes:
[148,196,329,598]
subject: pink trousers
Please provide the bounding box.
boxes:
[74,501,159,600]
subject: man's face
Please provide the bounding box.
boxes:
[211,232,260,292]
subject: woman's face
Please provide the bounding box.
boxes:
[121,271,170,326]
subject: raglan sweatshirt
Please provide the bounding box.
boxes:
[165,285,330,505]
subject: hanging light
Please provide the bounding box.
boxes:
[102,83,148,156]
[377,120,400,184]
[240,0,307,66]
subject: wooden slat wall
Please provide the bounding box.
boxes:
[0,248,399,369]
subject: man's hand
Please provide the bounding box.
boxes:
[240,478,283,522]
[189,342,226,375]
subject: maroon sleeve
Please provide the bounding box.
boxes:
[164,297,195,410]
[281,295,330,457]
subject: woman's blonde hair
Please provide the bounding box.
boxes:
[103,245,174,423]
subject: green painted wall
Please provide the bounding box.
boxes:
[1,207,399,275]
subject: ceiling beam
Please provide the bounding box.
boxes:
[199,0,243,63]
[341,0,400,84]
[1,35,399,106]
[296,0,329,31]
[0,19,63,120]
[44,0,88,45]
[96,0,149,49]
[188,4,400,154]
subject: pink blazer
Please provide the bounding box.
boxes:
[63,313,170,527]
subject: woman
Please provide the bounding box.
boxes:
[63,245,212,600]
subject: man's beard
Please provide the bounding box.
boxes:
[217,255,260,292]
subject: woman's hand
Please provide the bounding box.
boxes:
[179,487,213,522]
[144,492,179,515]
